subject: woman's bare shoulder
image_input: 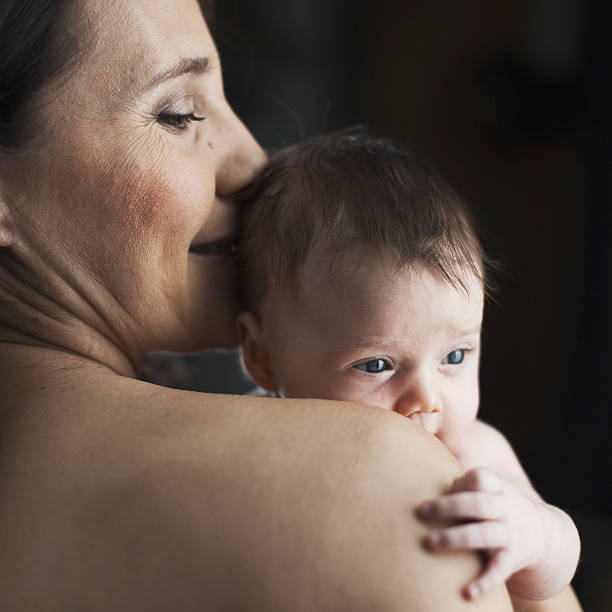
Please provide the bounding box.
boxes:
[1,369,512,611]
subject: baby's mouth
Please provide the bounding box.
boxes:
[189,235,238,258]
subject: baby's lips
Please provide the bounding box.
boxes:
[408,411,441,435]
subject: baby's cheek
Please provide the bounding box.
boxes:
[456,390,480,431]
[329,385,392,410]
[468,378,480,419]
[273,356,337,400]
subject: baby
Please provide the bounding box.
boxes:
[236,131,580,602]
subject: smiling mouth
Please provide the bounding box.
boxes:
[189,235,238,258]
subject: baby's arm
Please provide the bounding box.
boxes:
[416,421,580,602]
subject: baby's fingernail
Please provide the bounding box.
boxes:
[417,502,433,517]
[467,584,480,600]
[427,531,443,547]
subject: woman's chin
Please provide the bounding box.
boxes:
[151,325,238,356]
[173,308,239,353]
[183,253,241,350]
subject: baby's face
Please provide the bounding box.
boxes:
[248,257,484,445]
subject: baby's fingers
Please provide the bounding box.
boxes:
[425,520,508,552]
[417,492,505,522]
[464,551,514,600]
[450,466,503,494]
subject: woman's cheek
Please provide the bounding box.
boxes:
[101,122,214,234]
[106,152,213,245]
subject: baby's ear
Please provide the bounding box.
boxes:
[237,311,277,392]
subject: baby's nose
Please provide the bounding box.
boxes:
[393,377,442,435]
[392,377,440,417]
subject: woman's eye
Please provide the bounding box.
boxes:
[442,349,465,365]
[353,358,392,374]
[156,111,205,131]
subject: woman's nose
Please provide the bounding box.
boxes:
[392,375,440,417]
[214,107,267,197]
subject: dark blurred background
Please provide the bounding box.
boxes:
[145,0,612,608]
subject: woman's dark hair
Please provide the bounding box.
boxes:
[0,0,88,151]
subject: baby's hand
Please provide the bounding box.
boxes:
[416,466,570,601]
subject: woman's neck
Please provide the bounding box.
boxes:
[0,264,137,378]
[0,325,136,379]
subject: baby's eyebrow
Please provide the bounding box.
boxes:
[453,325,482,336]
[325,326,481,357]
[325,338,400,355]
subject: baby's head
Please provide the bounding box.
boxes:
[237,131,488,443]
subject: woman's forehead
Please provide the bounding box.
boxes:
[80,0,214,97]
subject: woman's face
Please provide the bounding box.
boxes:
[7,0,265,361]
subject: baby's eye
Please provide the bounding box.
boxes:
[353,358,392,374]
[442,349,465,365]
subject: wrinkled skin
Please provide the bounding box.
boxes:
[0,0,265,373]
[0,1,563,610]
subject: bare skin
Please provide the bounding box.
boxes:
[0,347,514,611]
[0,0,557,609]
[241,256,581,606]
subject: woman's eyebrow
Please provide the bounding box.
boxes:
[146,57,211,91]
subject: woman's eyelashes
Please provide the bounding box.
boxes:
[353,358,393,374]
[441,349,466,365]
[156,110,205,131]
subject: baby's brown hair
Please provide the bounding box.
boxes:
[237,130,489,312]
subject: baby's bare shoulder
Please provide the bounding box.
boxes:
[470,419,513,448]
